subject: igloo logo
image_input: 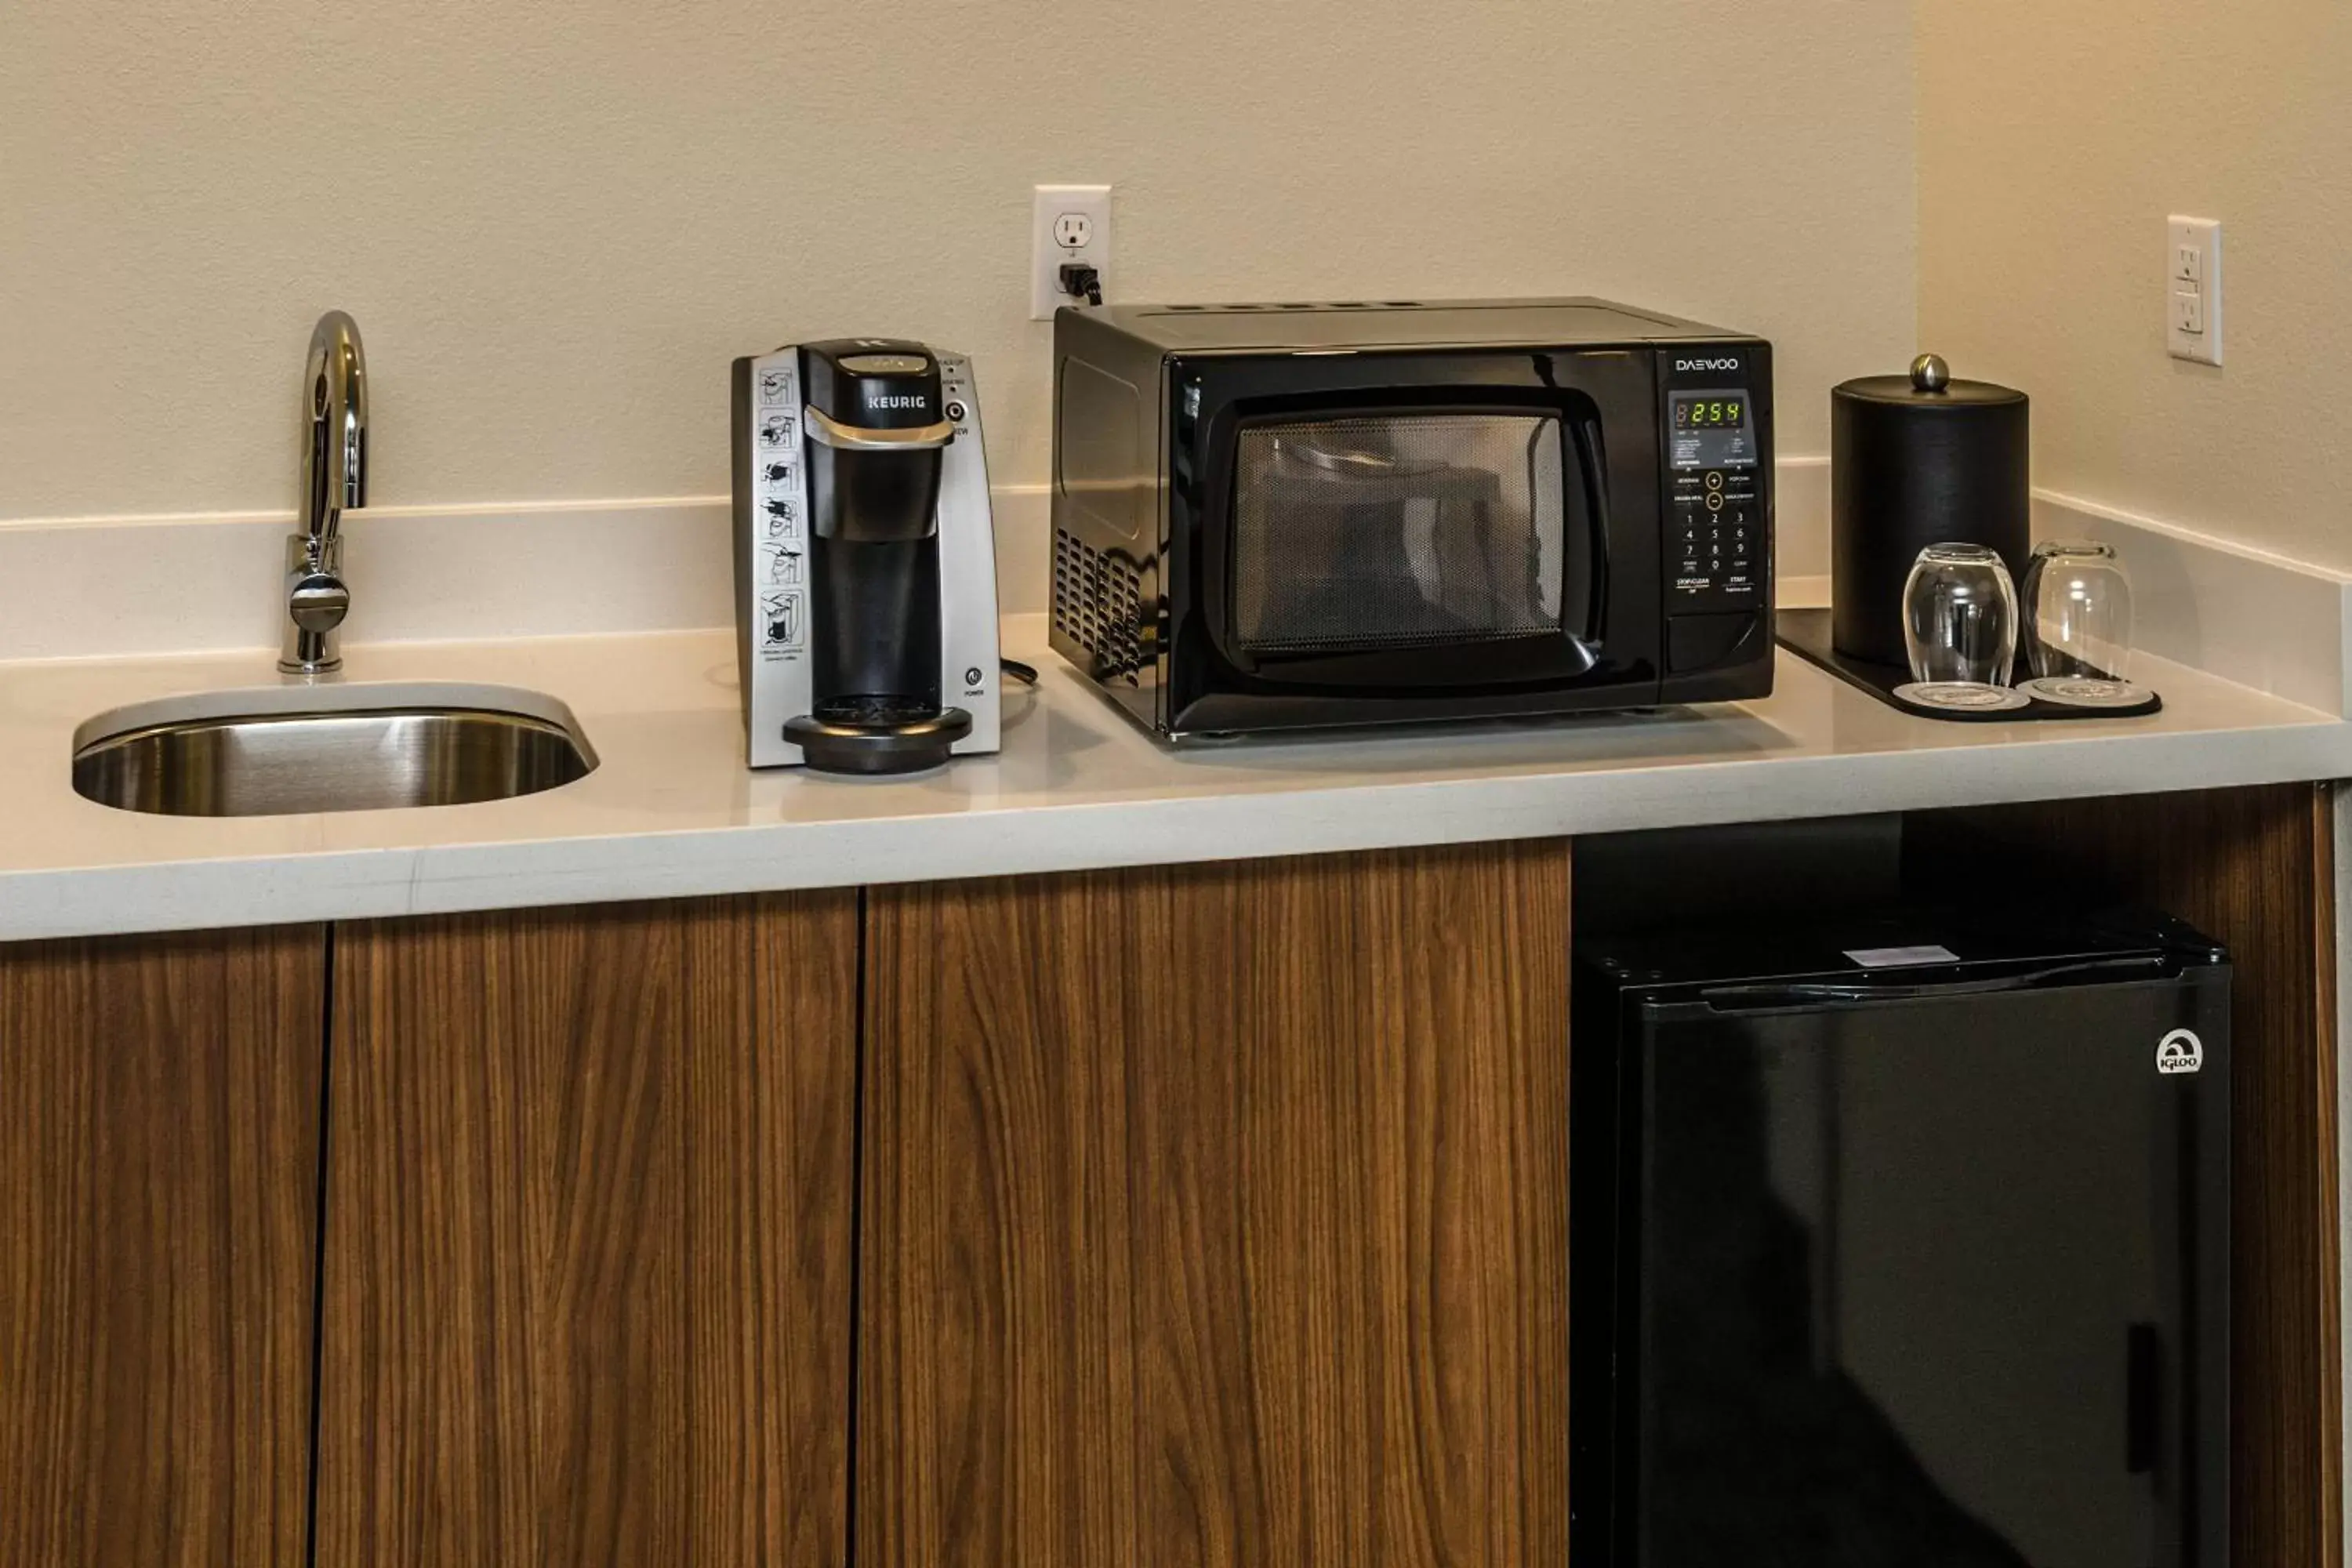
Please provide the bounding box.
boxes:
[2155,1029,2205,1076]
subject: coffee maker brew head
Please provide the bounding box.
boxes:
[800,343,956,543]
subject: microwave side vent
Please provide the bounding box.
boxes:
[1054,526,1143,684]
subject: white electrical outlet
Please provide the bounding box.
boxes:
[2168,216,2223,365]
[1032,184,1112,321]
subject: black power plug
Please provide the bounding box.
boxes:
[1058,263,1104,307]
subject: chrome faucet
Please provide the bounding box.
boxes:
[282,310,366,675]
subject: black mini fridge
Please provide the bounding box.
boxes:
[1572,906,2230,1568]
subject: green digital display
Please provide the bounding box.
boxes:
[1675,395,1746,430]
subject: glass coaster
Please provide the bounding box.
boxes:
[1893,681,2032,713]
[2019,675,2154,710]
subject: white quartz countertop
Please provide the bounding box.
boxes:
[6,614,2348,942]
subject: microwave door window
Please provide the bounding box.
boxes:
[1232,414,1567,655]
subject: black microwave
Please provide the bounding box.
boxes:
[1049,297,1775,738]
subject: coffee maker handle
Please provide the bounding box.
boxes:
[804,406,957,452]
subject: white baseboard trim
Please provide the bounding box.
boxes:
[2,463,2341,716]
[0,463,1820,662]
[1767,474,2352,717]
[2032,488,2352,716]
[1773,454,1829,599]
[0,488,1048,662]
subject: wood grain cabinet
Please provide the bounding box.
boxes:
[0,927,325,1568]
[857,841,1574,1568]
[1926,786,2345,1568]
[1,808,2338,1568]
[311,895,861,1568]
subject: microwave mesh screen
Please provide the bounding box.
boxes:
[1232,414,1566,654]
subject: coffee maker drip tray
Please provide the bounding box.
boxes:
[785,700,974,775]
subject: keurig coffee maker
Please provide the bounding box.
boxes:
[731,340,1000,773]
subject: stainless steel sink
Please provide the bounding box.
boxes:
[72,683,597,817]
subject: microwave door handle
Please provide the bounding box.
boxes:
[1574,413,1610,648]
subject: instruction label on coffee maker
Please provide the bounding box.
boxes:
[752,357,810,660]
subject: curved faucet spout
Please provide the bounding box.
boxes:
[300,310,368,547]
[284,310,367,675]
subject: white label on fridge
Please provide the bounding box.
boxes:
[1843,945,1960,969]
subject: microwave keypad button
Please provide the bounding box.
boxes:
[1672,463,1766,608]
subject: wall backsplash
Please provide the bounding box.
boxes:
[0,0,1913,523]
[1919,0,2352,572]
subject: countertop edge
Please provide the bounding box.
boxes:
[11,713,2347,943]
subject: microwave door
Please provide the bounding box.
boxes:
[1214,405,1604,688]
[1247,434,1551,649]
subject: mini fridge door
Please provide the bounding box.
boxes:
[1606,964,2230,1568]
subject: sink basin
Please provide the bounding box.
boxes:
[72,682,597,817]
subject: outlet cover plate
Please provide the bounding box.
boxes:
[2168,215,2223,366]
[1033,183,1112,321]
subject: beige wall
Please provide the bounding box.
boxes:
[0,1,1914,521]
[1919,2,2352,570]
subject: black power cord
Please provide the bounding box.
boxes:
[1058,263,1104,307]
[1001,657,1040,686]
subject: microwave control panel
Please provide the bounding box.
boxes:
[1661,380,1764,613]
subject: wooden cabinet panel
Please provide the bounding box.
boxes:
[1922,786,2343,1568]
[0,926,324,1568]
[860,841,1572,1568]
[315,895,859,1568]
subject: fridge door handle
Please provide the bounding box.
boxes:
[1687,956,2176,1013]
[2126,1322,2161,1475]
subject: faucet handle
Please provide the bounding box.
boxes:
[289,567,350,634]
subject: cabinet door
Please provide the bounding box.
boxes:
[315,895,859,1567]
[0,926,325,1568]
[859,842,1573,1568]
[1924,785,2343,1568]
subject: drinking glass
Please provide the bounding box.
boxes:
[1902,543,2019,687]
[2021,540,2134,681]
